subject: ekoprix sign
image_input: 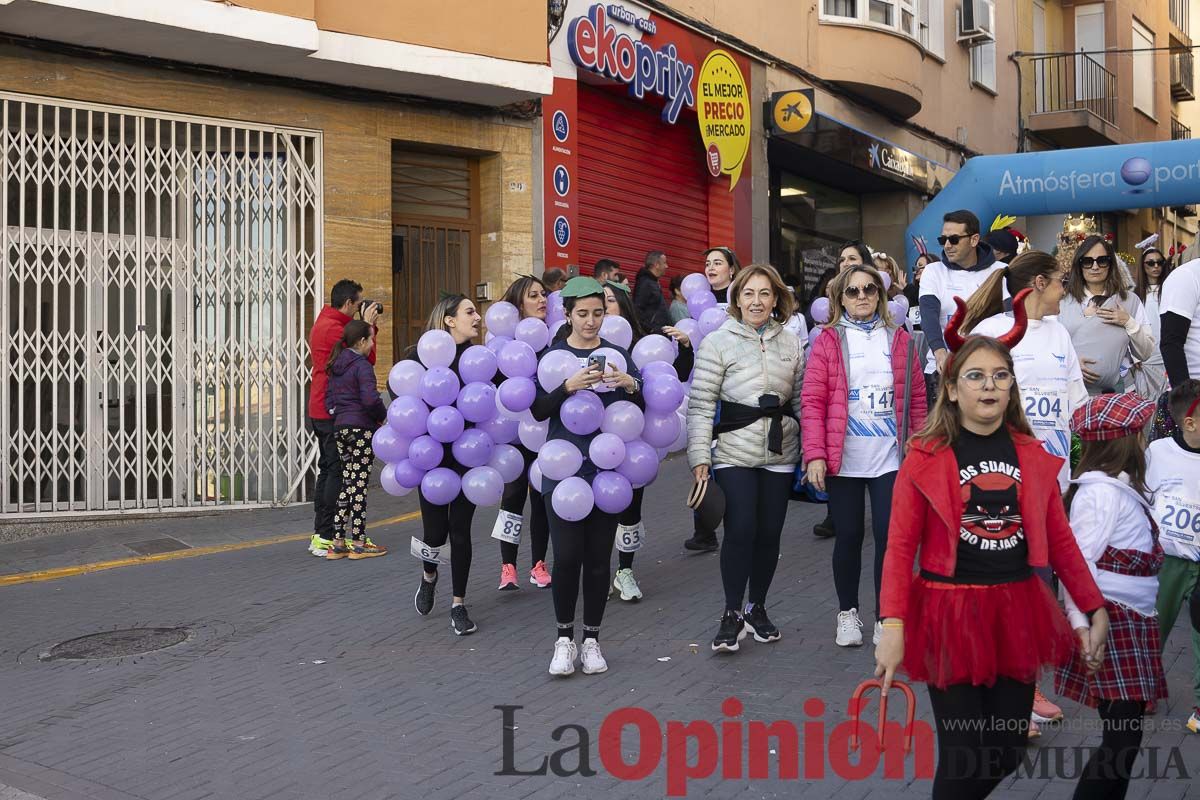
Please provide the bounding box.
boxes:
[906,139,1200,270]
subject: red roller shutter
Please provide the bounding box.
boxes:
[577,84,730,286]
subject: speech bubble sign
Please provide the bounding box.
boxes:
[696,49,750,190]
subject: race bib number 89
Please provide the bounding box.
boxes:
[491,510,524,545]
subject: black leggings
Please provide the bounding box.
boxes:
[1072,700,1146,800]
[311,417,341,539]
[713,467,792,612]
[419,492,476,598]
[617,487,645,570]
[927,678,1035,800]
[827,471,896,617]
[546,494,617,641]
[498,449,549,568]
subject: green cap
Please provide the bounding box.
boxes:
[560,276,606,298]
[605,279,631,294]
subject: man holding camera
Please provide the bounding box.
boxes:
[307,279,382,556]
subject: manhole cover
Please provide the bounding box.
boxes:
[40,627,190,661]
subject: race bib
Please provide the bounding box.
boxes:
[410,536,450,564]
[1157,492,1200,547]
[490,510,524,545]
[1022,389,1064,431]
[616,522,644,553]
[856,384,894,418]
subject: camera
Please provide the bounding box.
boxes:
[359,299,384,317]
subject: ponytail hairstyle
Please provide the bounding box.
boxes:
[960,250,1059,334]
[326,320,374,373]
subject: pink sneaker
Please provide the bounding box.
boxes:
[1032,686,1063,723]
[498,563,519,591]
[530,560,552,588]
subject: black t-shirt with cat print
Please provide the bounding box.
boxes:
[949,426,1030,584]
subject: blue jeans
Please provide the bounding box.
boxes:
[827,471,896,617]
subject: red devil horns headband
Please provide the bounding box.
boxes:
[943,288,1033,353]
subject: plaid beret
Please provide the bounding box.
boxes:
[1070,392,1155,441]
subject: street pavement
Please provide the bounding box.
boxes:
[0,455,1196,800]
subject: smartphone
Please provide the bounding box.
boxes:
[587,354,606,374]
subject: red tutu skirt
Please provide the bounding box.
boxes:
[903,575,1078,689]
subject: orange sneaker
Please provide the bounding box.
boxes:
[530,560,552,588]
[499,563,519,591]
[325,539,350,560]
[1032,686,1063,723]
[347,538,388,559]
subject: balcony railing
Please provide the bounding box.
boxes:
[1030,53,1117,127]
[1173,117,1192,140]
[1171,0,1190,37]
[1172,51,1196,100]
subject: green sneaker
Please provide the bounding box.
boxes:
[309,535,333,557]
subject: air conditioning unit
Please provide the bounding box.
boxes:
[957,0,994,44]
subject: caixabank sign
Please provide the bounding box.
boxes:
[543,2,753,268]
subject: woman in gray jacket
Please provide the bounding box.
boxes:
[687,264,805,653]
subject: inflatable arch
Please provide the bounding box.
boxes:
[905,139,1200,272]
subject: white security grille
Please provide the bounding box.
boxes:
[0,93,322,515]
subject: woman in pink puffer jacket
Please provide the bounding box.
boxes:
[800,265,927,649]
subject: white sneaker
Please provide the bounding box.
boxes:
[548,637,577,677]
[873,621,883,646]
[612,568,643,602]
[836,609,864,647]
[580,639,608,674]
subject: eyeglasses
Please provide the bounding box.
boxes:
[937,234,971,246]
[843,284,879,299]
[958,369,1014,390]
[1078,256,1112,269]
[1144,258,1164,267]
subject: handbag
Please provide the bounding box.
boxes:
[687,476,726,531]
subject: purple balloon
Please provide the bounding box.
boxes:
[698,306,727,338]
[687,290,717,319]
[538,439,584,481]
[673,317,699,343]
[388,360,425,398]
[515,317,550,352]
[518,418,549,450]
[498,377,536,413]
[477,412,519,445]
[420,366,461,408]
[617,439,659,488]
[631,334,674,369]
[538,349,579,392]
[592,347,628,376]
[810,297,831,325]
[417,329,456,369]
[669,414,688,452]
[486,334,513,355]
[588,432,627,471]
[880,271,892,290]
[393,459,425,489]
[457,381,498,424]
[427,405,465,444]
[644,374,684,413]
[488,443,525,483]
[642,410,681,448]
[552,476,595,522]
[462,466,504,506]
[485,301,520,338]
[371,426,411,464]
[451,428,495,469]
[808,327,822,348]
[547,290,564,314]
[891,294,910,314]
[498,340,538,379]
[408,435,445,472]
[562,391,604,436]
[380,464,412,497]
[599,315,633,349]
[529,460,544,493]
[388,396,430,439]
[592,471,633,514]
[458,345,498,384]
[421,467,461,506]
[602,400,645,442]
[548,318,567,339]
[681,272,710,301]
[640,361,676,383]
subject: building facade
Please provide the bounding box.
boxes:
[0,0,551,516]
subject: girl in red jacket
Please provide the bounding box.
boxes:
[874,299,1109,800]
[801,265,927,648]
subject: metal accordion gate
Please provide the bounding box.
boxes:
[0,92,322,516]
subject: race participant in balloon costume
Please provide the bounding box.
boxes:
[875,295,1107,799]
[687,264,805,653]
[489,276,553,591]
[375,295,530,637]
[532,277,645,677]
[601,280,693,601]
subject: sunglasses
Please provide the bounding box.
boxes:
[937,234,971,246]
[1144,258,1164,267]
[843,284,879,299]
[1078,256,1112,269]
